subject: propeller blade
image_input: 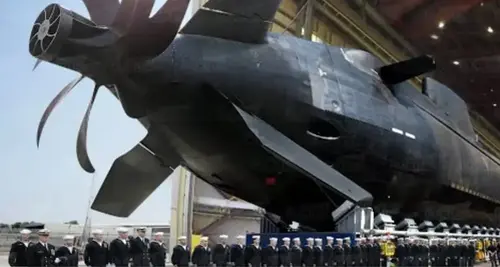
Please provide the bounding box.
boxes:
[76,84,99,173]
[36,75,85,148]
[136,0,191,58]
[112,0,155,34]
[82,0,121,26]
[32,59,42,71]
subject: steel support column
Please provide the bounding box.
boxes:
[303,0,315,40]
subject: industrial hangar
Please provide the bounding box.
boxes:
[170,0,500,239]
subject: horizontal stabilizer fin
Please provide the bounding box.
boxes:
[378,55,436,85]
[232,104,373,206]
[91,130,179,217]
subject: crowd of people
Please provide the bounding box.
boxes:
[8,227,167,266]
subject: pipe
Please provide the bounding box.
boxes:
[363,229,500,238]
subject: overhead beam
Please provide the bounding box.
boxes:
[397,0,483,40]
[378,0,427,23]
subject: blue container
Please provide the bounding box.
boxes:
[245,232,356,247]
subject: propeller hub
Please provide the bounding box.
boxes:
[37,20,51,40]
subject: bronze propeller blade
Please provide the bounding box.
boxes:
[76,85,100,173]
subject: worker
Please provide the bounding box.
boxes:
[83,229,109,267]
[130,227,149,267]
[192,236,211,267]
[149,232,167,267]
[54,235,78,266]
[230,235,246,267]
[8,229,33,267]
[343,237,352,267]
[351,238,361,267]
[290,238,302,267]
[27,229,56,267]
[109,227,131,267]
[488,239,497,267]
[244,235,261,267]
[262,237,279,267]
[302,237,314,267]
[324,236,334,266]
[334,238,344,267]
[384,238,395,267]
[279,237,291,267]
[213,234,230,267]
[171,236,190,267]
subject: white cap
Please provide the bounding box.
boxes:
[200,236,209,241]
[154,232,164,236]
[282,237,290,241]
[236,235,245,239]
[306,237,313,241]
[326,236,333,240]
[20,229,31,235]
[136,227,146,231]
[92,229,104,235]
[293,237,300,242]
[178,236,187,240]
[63,235,74,240]
[219,234,228,239]
[38,229,51,236]
[117,227,129,233]
[270,237,278,241]
[252,235,260,239]
[314,238,322,242]
[336,238,343,242]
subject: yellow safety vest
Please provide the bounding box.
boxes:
[385,243,396,257]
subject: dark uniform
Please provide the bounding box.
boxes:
[9,240,33,266]
[262,245,279,267]
[333,241,344,267]
[368,240,380,267]
[231,244,246,267]
[302,244,314,267]
[467,242,476,267]
[192,245,211,267]
[27,242,56,267]
[421,241,430,267]
[213,244,230,267]
[351,241,361,267]
[55,246,79,266]
[171,244,190,267]
[324,242,334,266]
[130,236,150,267]
[429,241,438,267]
[279,244,291,267]
[437,241,447,267]
[244,244,261,267]
[314,245,324,267]
[343,239,352,267]
[109,238,131,267]
[84,240,110,267]
[290,244,302,267]
[149,241,167,267]
[396,241,407,267]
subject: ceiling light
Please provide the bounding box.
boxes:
[491,89,494,92]
[488,26,494,33]
[438,21,445,29]
[494,103,497,107]
[430,34,439,40]
[481,2,484,6]
[453,61,460,65]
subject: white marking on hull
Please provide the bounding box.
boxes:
[391,128,403,135]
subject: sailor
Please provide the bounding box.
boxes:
[231,235,246,267]
[333,238,344,267]
[302,237,315,267]
[290,238,302,267]
[130,227,149,267]
[368,237,380,267]
[54,235,79,266]
[359,238,367,267]
[324,237,334,266]
[313,238,324,267]
[149,232,167,267]
[192,236,211,267]
[343,237,352,267]
[429,239,438,267]
[395,238,406,267]
[447,238,457,267]
[279,237,291,267]
[171,236,190,267]
[109,227,131,267]
[262,237,279,267]
[421,238,430,267]
[213,234,230,267]
[84,229,110,267]
[488,239,497,267]
[8,229,33,266]
[467,240,476,267]
[437,239,447,267]
[244,235,261,267]
[458,239,468,267]
[26,229,56,267]
[351,238,362,267]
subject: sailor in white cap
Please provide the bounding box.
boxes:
[131,226,149,267]
[213,234,230,267]
[351,237,362,266]
[84,229,109,267]
[231,235,246,267]
[8,229,33,266]
[302,238,314,267]
[313,238,323,267]
[109,227,131,266]
[244,235,262,267]
[262,237,279,267]
[343,237,352,267]
[291,237,302,267]
[54,235,79,265]
[279,237,291,267]
[171,235,190,267]
[333,238,344,266]
[192,236,211,267]
[324,237,334,266]
[26,229,56,267]
[150,232,168,267]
